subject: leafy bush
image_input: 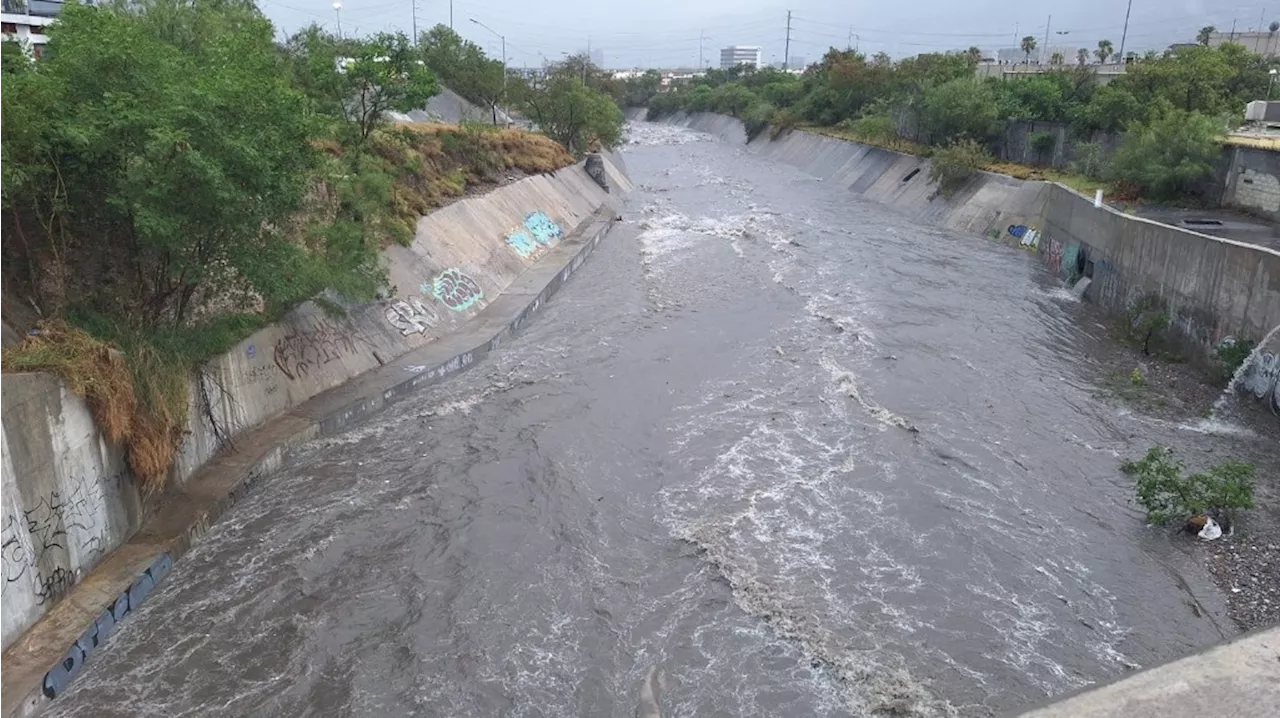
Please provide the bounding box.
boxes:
[844,113,898,147]
[1214,337,1257,385]
[1028,131,1057,165]
[1122,293,1170,355]
[1110,108,1224,200]
[929,138,991,197]
[1068,140,1111,180]
[920,78,998,145]
[741,102,776,141]
[1122,447,1255,527]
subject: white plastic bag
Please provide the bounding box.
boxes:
[1197,517,1223,541]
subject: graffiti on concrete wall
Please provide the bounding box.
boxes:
[42,552,173,698]
[2,513,31,594]
[1061,243,1080,280]
[384,293,441,336]
[1240,351,1280,412]
[3,473,115,612]
[432,269,484,312]
[505,229,541,259]
[17,480,110,605]
[1046,239,1063,274]
[1008,224,1040,248]
[273,319,361,381]
[524,211,562,246]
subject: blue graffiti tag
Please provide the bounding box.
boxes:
[43,552,173,699]
[506,229,539,258]
[1007,224,1029,238]
[524,211,562,246]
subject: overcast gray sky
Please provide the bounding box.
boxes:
[260,0,1275,69]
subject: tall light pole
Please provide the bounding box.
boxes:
[1118,0,1133,63]
[469,18,506,124]
[332,1,342,38]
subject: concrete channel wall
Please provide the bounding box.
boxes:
[0,157,630,662]
[660,112,1280,404]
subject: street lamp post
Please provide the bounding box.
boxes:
[469,18,507,125]
[332,2,342,38]
[1270,68,1278,99]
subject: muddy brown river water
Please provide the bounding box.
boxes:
[45,122,1278,718]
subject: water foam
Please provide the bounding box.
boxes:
[820,356,918,433]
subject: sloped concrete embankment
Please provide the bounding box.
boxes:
[0,157,632,718]
[663,111,1280,402]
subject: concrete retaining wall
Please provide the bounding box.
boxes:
[1223,145,1280,222]
[0,159,624,652]
[664,111,1280,396]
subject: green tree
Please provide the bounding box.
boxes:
[920,78,998,144]
[929,138,991,197]
[1050,51,1065,66]
[1123,447,1255,527]
[2,0,335,325]
[708,83,758,116]
[1020,35,1038,63]
[1110,108,1224,199]
[1071,83,1143,133]
[512,67,624,153]
[1077,47,1089,66]
[1197,26,1215,45]
[418,24,505,123]
[1096,39,1114,64]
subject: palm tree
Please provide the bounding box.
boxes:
[1096,39,1113,64]
[1050,51,1064,65]
[1020,35,1038,63]
[1077,47,1089,65]
[965,45,983,64]
[1197,26,1216,45]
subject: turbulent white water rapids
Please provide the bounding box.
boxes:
[46,122,1278,718]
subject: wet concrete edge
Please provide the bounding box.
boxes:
[0,207,622,718]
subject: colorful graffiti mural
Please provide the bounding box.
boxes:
[506,229,540,259]
[432,269,484,312]
[524,211,562,246]
[1046,239,1063,274]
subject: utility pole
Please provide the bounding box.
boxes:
[699,30,705,69]
[411,0,418,44]
[784,10,792,69]
[1043,14,1051,64]
[449,0,453,29]
[847,26,852,51]
[1230,18,1238,43]
[1118,0,1133,62]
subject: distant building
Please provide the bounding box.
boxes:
[720,45,762,69]
[1208,30,1280,57]
[589,48,604,68]
[975,61,1128,85]
[995,44,1075,64]
[788,55,806,69]
[1,0,64,59]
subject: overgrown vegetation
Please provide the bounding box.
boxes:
[1214,337,1257,385]
[1,0,581,492]
[929,139,990,197]
[1122,447,1256,528]
[1119,294,1171,356]
[627,40,1272,202]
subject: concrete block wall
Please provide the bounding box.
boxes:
[1,160,621,650]
[1224,145,1280,222]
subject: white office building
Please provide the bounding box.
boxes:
[720,45,762,69]
[1,0,62,59]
